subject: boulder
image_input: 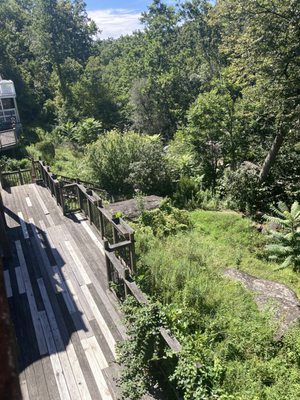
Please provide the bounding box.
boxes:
[224,268,300,338]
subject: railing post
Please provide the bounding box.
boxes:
[76,180,82,211]
[104,240,112,284]
[0,169,3,189]
[18,169,24,186]
[54,180,59,205]
[124,268,130,297]
[30,158,37,183]
[129,232,136,274]
[59,181,66,215]
[86,190,92,224]
[99,209,104,239]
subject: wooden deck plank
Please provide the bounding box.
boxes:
[25,196,32,207]
[3,269,13,298]
[39,311,70,400]
[37,278,86,400]
[17,211,29,239]
[68,331,103,400]
[3,183,125,400]
[29,218,58,292]
[46,213,55,227]
[20,378,30,400]
[83,336,109,370]
[65,340,93,400]
[74,213,105,256]
[58,222,126,339]
[30,183,50,215]
[15,240,48,356]
[64,240,92,285]
[88,283,123,344]
[3,187,20,229]
[15,266,26,294]
[81,338,114,400]
[8,280,42,400]
[32,358,51,400]
[41,356,61,400]
[81,284,117,358]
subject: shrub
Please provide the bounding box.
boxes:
[87,130,172,197]
[265,201,300,271]
[173,175,202,209]
[51,118,103,146]
[70,118,103,146]
[138,199,193,237]
[117,297,168,399]
[0,156,31,171]
[127,139,173,196]
[35,140,56,163]
[222,163,265,213]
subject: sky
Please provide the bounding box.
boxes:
[86,1,177,39]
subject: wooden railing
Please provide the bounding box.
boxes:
[1,160,181,356]
[0,168,32,188]
[36,161,181,354]
[34,161,136,273]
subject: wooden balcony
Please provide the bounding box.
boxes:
[1,183,126,400]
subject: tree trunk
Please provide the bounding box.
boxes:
[259,129,285,183]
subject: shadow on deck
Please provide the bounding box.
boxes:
[2,183,125,400]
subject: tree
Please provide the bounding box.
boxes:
[30,0,97,99]
[215,0,300,181]
[186,78,256,187]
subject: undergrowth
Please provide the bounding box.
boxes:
[118,209,300,399]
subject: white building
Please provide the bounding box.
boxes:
[0,78,21,149]
[0,78,21,130]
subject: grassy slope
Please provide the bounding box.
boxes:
[135,209,300,399]
[189,210,300,296]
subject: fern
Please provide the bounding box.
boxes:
[264,201,300,272]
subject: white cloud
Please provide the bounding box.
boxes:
[88,9,143,39]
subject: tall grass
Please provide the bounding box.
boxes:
[134,210,300,399]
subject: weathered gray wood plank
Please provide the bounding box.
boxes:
[15,266,26,294]
[3,269,13,298]
[31,183,50,215]
[15,240,47,355]
[3,184,126,400]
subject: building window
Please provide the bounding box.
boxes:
[1,98,14,110]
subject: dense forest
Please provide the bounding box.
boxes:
[2,1,300,399]
[1,0,299,211]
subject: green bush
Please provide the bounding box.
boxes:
[222,164,265,213]
[117,297,168,399]
[0,156,31,171]
[173,175,202,209]
[51,118,103,146]
[86,130,172,197]
[265,201,300,271]
[138,199,193,237]
[35,140,56,163]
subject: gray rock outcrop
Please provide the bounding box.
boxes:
[224,268,300,338]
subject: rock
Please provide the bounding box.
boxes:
[107,195,162,220]
[224,268,300,338]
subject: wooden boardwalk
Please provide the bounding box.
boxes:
[2,183,126,400]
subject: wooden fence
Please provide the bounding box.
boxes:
[35,161,181,355]
[1,160,181,357]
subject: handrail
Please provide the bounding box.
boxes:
[1,160,181,356]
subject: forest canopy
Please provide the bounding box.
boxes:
[1,0,299,211]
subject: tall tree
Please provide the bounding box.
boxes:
[30,0,97,98]
[215,0,300,182]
